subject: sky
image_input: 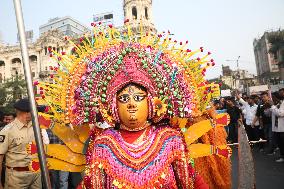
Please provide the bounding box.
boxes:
[0,0,283,79]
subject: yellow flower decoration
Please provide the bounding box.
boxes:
[99,101,114,123]
[101,108,114,123]
[153,97,167,117]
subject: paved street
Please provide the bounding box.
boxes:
[231,146,284,189]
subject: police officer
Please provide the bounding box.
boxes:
[0,98,41,189]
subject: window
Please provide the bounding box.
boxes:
[29,55,37,62]
[132,6,137,19]
[145,7,148,19]
[0,60,5,67]
[12,58,21,64]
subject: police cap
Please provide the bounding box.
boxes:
[14,98,31,112]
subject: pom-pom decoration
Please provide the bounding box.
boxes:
[37,22,216,127]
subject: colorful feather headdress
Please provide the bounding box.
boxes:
[36,20,218,127]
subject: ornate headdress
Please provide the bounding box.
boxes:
[37,21,218,127]
[35,22,232,189]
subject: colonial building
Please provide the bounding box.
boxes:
[0,1,157,84]
[123,0,156,34]
[0,30,68,83]
[253,31,280,84]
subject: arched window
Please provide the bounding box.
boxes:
[132,6,137,19]
[29,55,37,62]
[145,7,149,19]
[12,58,21,64]
[0,60,5,67]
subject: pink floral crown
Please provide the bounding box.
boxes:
[71,42,195,126]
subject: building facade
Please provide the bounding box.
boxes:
[0,30,69,83]
[39,16,90,37]
[253,31,280,84]
[0,1,157,85]
[221,65,258,93]
[123,0,156,34]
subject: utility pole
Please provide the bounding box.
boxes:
[13,0,51,188]
[236,55,241,70]
[226,56,241,92]
[226,56,241,71]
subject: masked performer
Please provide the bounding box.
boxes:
[35,21,231,189]
[82,57,208,188]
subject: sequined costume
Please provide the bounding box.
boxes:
[84,126,208,189]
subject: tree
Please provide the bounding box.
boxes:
[0,87,6,106]
[0,75,27,112]
[208,78,231,90]
[268,30,284,81]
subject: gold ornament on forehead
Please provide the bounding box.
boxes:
[128,86,135,94]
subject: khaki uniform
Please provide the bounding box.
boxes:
[0,118,41,189]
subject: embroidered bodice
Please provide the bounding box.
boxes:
[84,126,197,189]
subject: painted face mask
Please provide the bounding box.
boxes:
[117,84,149,131]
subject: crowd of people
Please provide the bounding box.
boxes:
[0,87,284,188]
[214,88,284,163]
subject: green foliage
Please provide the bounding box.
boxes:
[0,88,6,106]
[0,75,27,112]
[268,30,284,59]
[208,78,231,90]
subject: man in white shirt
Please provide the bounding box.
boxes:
[237,94,259,141]
[270,88,284,163]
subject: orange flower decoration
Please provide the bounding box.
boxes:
[101,108,114,123]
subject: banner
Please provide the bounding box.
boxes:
[210,83,221,99]
[249,85,268,95]
[221,89,231,97]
